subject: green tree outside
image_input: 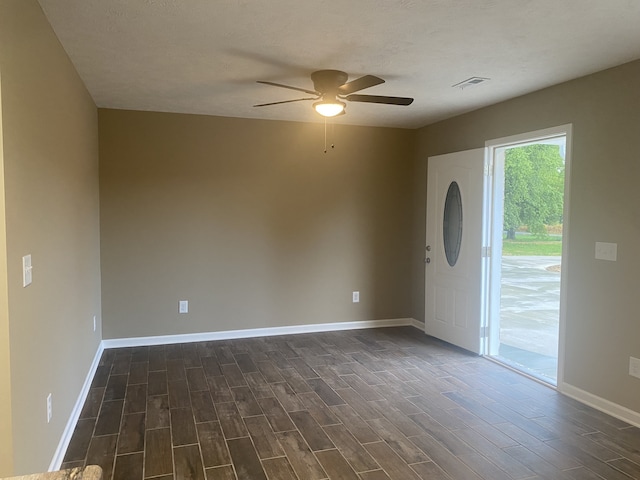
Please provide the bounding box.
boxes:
[503,144,564,239]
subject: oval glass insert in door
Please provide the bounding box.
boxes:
[443,181,463,267]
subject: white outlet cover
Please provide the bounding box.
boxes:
[630,357,640,379]
[352,291,360,303]
[46,393,52,423]
[179,300,189,313]
[22,254,33,287]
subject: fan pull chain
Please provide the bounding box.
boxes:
[323,118,335,154]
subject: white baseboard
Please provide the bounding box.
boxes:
[102,318,421,349]
[559,382,640,428]
[49,341,104,471]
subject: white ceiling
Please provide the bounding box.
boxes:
[37,0,640,129]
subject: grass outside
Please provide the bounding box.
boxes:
[502,233,563,256]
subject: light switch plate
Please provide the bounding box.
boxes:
[22,254,33,287]
[595,242,617,261]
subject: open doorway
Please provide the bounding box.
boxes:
[484,126,571,385]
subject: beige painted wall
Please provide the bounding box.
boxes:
[0,0,102,474]
[99,110,415,339]
[412,59,640,412]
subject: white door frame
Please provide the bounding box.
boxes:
[483,124,573,387]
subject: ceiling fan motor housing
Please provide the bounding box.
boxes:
[311,70,349,95]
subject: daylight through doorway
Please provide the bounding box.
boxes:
[487,133,567,385]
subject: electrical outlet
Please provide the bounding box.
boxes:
[46,393,52,423]
[179,300,189,314]
[23,254,33,287]
[630,357,640,379]
[93,315,97,332]
[352,291,360,303]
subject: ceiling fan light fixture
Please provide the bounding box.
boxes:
[313,99,346,117]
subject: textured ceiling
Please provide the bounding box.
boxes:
[37,0,640,128]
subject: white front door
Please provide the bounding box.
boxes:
[425,148,485,354]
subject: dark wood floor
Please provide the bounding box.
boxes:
[61,326,640,479]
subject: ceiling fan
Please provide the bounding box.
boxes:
[254,70,414,117]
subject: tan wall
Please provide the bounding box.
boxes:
[0,1,102,474]
[412,59,640,412]
[99,110,415,339]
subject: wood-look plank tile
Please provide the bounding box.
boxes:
[411,434,483,480]
[187,367,209,392]
[117,412,145,454]
[366,417,427,464]
[208,375,234,403]
[243,415,284,459]
[94,400,124,436]
[168,379,192,408]
[66,327,640,480]
[270,382,305,412]
[226,437,267,480]
[322,424,380,473]
[144,428,173,478]
[276,430,327,480]
[298,391,340,426]
[215,401,249,439]
[174,444,206,480]
[221,364,248,388]
[197,421,231,468]
[410,461,451,480]
[289,410,334,451]
[330,404,380,444]
[244,371,274,399]
[124,384,147,414]
[80,388,105,419]
[191,390,218,423]
[182,344,202,367]
[335,387,383,421]
[364,441,422,480]
[453,427,535,479]
[201,356,223,377]
[85,434,118,480]
[148,370,168,396]
[261,457,297,480]
[113,453,143,480]
[315,449,359,480]
[306,378,346,407]
[256,360,285,383]
[90,365,111,389]
[233,353,259,374]
[171,407,198,446]
[146,395,170,430]
[231,386,263,417]
[544,438,634,480]
[502,445,574,480]
[147,346,166,371]
[63,417,96,462]
[104,374,128,401]
[312,365,350,389]
[167,358,186,382]
[358,470,392,480]
[257,397,295,432]
[278,368,313,394]
[215,345,237,365]
[205,465,236,480]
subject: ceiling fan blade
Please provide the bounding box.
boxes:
[257,80,318,96]
[345,94,414,106]
[338,75,385,94]
[253,97,317,107]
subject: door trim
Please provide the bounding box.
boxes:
[484,124,573,387]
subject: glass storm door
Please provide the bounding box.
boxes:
[425,149,485,354]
